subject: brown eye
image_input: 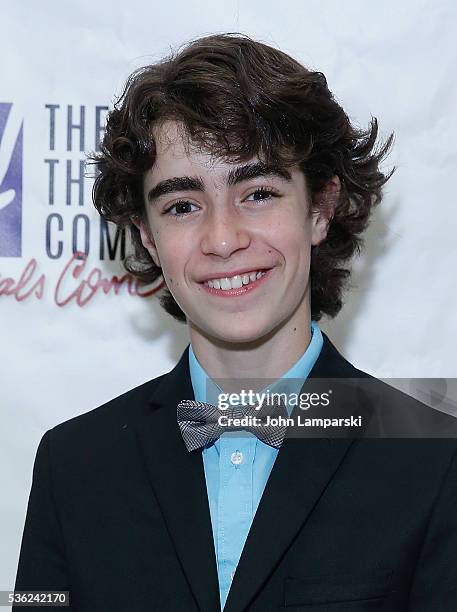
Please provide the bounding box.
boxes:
[245,188,278,202]
[164,200,199,217]
[175,202,193,214]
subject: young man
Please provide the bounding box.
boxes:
[14,34,457,611]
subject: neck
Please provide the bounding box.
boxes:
[189,305,312,381]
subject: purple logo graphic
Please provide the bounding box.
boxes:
[0,103,23,257]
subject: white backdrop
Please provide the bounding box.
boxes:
[1,0,456,592]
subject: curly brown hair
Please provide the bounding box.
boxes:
[91,32,394,323]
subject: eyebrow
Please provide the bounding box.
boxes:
[227,162,291,186]
[147,176,204,202]
[146,162,292,203]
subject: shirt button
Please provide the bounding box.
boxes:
[230,450,243,465]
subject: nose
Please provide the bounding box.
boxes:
[200,204,251,258]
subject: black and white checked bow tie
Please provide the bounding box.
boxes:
[177,397,289,451]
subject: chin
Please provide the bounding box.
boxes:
[197,313,280,346]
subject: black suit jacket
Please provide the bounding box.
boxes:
[14,335,457,611]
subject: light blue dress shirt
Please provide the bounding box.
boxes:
[188,321,323,610]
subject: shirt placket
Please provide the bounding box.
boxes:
[217,434,255,609]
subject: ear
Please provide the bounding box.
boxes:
[311,175,341,246]
[132,217,161,268]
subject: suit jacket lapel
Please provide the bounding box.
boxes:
[224,334,357,612]
[132,347,221,612]
[224,438,354,612]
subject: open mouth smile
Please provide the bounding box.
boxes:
[200,268,273,297]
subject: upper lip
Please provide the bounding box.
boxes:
[197,266,273,283]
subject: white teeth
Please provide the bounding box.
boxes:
[231,275,243,289]
[204,269,268,290]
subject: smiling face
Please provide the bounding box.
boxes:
[138,120,334,347]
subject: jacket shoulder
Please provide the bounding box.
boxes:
[49,371,168,441]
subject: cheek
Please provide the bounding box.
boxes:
[275,217,312,254]
[155,230,190,278]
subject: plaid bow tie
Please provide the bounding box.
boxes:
[177,397,289,451]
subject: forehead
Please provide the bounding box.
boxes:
[149,119,240,184]
[146,120,307,194]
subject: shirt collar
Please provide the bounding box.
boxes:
[189,321,323,414]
